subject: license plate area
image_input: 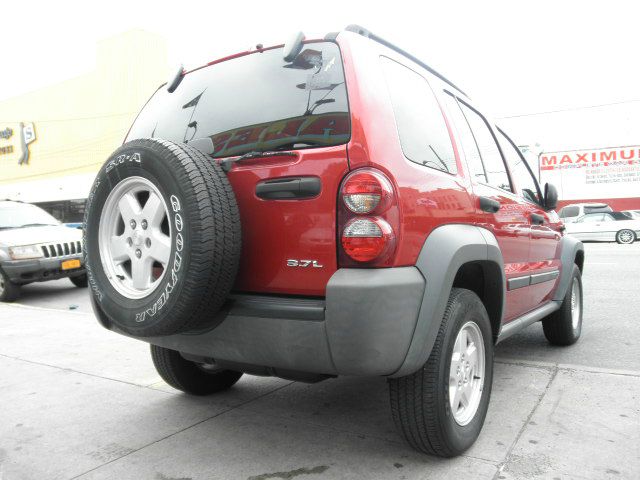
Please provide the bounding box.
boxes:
[61,259,81,270]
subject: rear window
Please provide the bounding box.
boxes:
[584,205,612,213]
[127,42,349,158]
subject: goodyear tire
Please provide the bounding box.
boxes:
[389,288,494,457]
[84,138,241,336]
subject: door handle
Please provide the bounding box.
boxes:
[479,196,501,213]
[256,177,321,200]
[531,213,545,225]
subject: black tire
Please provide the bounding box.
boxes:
[542,265,582,346]
[388,288,494,457]
[84,138,241,337]
[616,229,635,244]
[70,274,88,288]
[150,345,242,395]
[0,269,20,302]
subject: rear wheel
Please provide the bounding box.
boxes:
[0,270,20,302]
[70,274,88,288]
[388,288,493,457]
[150,345,243,395]
[616,229,635,244]
[542,265,583,346]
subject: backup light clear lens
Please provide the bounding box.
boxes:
[341,218,393,262]
[341,169,392,214]
[343,193,381,214]
[343,218,383,238]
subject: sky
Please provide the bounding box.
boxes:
[1,0,638,152]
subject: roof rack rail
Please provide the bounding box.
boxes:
[344,24,468,97]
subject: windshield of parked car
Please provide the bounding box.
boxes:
[126,42,350,158]
[0,202,60,229]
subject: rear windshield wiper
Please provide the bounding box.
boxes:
[220,150,297,172]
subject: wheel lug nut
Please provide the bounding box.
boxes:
[145,238,151,248]
[130,220,137,229]
[135,249,142,258]
[127,237,133,246]
[141,220,148,230]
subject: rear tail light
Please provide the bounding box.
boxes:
[341,217,394,262]
[338,168,399,266]
[342,170,393,214]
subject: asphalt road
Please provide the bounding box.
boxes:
[1,243,639,479]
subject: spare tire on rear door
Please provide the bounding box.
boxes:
[84,138,241,337]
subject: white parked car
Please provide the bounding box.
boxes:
[622,210,640,220]
[565,212,640,244]
[558,203,612,223]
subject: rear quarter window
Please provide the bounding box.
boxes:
[380,57,457,174]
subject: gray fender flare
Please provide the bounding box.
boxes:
[553,235,584,302]
[390,224,505,378]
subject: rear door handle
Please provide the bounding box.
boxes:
[531,213,545,225]
[256,177,321,200]
[479,196,501,213]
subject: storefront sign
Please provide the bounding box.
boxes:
[0,122,37,164]
[539,146,640,201]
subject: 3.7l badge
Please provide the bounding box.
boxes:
[287,259,323,268]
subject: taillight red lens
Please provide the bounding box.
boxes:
[341,217,394,262]
[342,170,393,214]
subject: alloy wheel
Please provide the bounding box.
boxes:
[98,176,171,299]
[449,321,485,426]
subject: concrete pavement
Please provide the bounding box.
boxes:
[1,243,639,479]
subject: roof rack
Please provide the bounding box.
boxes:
[344,24,468,97]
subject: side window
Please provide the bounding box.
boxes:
[560,206,580,218]
[496,130,541,204]
[441,94,485,181]
[458,103,512,192]
[380,57,457,174]
[581,214,604,223]
[602,214,616,222]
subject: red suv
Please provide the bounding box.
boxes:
[85,25,585,457]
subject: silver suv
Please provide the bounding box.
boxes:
[0,200,86,301]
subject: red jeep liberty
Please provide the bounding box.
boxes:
[85,25,585,457]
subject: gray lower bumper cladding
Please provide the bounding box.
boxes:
[102,267,426,377]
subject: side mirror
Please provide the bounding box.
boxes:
[544,183,558,211]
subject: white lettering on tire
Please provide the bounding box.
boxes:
[105,152,141,172]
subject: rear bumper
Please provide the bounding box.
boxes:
[105,267,425,377]
[2,255,85,284]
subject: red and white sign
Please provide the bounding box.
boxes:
[539,146,640,206]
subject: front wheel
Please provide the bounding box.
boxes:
[0,270,20,302]
[70,274,88,288]
[150,345,243,395]
[616,229,635,244]
[388,288,494,457]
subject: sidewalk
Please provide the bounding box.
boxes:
[1,302,638,480]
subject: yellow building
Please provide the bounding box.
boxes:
[0,30,168,221]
